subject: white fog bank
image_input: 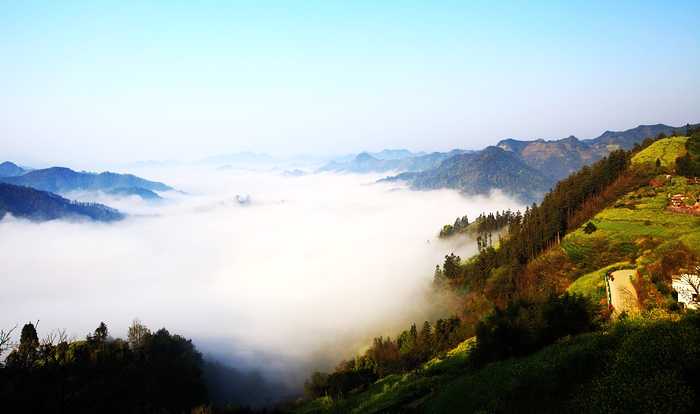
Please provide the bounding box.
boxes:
[0,168,524,385]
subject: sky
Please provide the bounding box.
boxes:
[1,0,699,164]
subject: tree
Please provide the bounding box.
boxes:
[433,265,445,287]
[303,370,330,400]
[89,322,109,342]
[19,322,39,348]
[443,253,462,279]
[127,318,150,349]
[656,158,661,168]
[0,325,17,357]
[583,222,597,234]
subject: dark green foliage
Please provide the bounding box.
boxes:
[469,292,596,368]
[687,135,700,154]
[567,318,700,414]
[0,166,172,194]
[0,322,207,413]
[442,254,461,279]
[676,135,700,177]
[0,183,125,222]
[303,371,330,400]
[583,222,597,234]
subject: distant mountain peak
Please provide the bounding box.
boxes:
[0,161,25,178]
[355,153,376,161]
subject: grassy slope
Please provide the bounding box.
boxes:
[296,137,700,413]
[631,136,687,167]
[567,137,700,300]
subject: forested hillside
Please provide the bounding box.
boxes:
[296,127,700,414]
[0,167,172,194]
[0,183,125,222]
[496,136,607,182]
[384,146,554,204]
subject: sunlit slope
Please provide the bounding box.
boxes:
[565,178,700,303]
[631,136,688,167]
[296,312,700,414]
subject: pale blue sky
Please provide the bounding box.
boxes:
[1,0,698,164]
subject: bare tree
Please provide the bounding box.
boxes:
[678,265,700,295]
[0,325,18,357]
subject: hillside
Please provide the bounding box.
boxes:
[296,310,700,414]
[0,167,172,194]
[497,136,607,182]
[384,146,554,204]
[0,161,26,177]
[630,136,688,167]
[295,135,700,414]
[584,123,696,150]
[0,183,125,222]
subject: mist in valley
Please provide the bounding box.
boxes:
[0,166,524,405]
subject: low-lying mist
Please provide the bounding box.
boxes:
[0,167,524,405]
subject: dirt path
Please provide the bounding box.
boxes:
[608,269,639,314]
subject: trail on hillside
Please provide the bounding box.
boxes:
[609,269,640,314]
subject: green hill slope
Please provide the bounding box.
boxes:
[631,136,688,167]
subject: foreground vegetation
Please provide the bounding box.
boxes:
[297,310,700,414]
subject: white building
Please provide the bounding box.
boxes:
[672,274,700,310]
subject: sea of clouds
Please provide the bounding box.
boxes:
[0,166,524,403]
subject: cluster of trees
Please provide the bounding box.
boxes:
[0,320,207,413]
[676,127,700,178]
[469,292,597,368]
[304,316,465,400]
[438,211,517,250]
[438,215,469,238]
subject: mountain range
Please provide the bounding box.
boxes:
[0,183,125,222]
[381,123,697,203]
[316,149,469,174]
[0,163,172,221]
[382,147,553,204]
[0,164,172,194]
